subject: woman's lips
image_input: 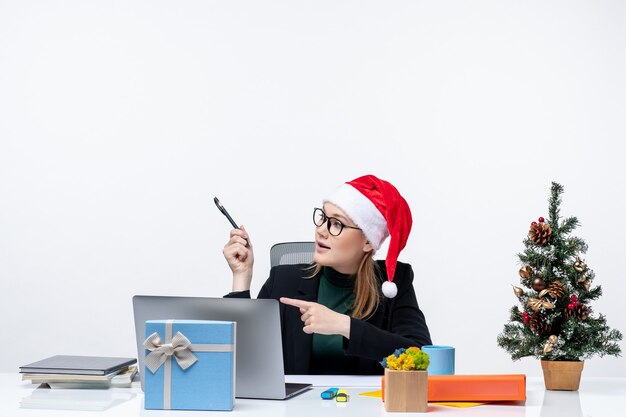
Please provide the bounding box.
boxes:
[316,241,330,251]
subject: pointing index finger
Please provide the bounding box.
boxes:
[280,297,312,309]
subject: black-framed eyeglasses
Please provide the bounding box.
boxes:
[313,207,361,236]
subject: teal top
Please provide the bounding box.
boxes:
[310,267,358,374]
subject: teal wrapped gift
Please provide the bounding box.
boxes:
[144,320,235,411]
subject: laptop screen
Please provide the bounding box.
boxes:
[132,296,303,399]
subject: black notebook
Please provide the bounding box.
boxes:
[20,355,137,375]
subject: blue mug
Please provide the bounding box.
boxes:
[421,345,455,375]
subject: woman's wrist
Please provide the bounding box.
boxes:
[339,314,351,339]
[232,271,252,292]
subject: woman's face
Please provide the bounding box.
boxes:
[313,202,373,274]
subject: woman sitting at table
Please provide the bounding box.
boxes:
[223,174,431,375]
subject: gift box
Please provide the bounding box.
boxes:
[144,319,236,411]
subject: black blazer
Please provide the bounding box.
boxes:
[226,260,432,375]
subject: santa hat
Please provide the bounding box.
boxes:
[324,175,413,298]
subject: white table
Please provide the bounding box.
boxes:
[2,373,625,416]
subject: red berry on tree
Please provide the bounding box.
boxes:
[538,217,545,223]
[522,311,530,324]
[568,303,576,310]
[570,294,578,302]
[531,221,537,226]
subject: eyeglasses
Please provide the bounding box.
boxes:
[313,207,361,236]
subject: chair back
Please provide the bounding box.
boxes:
[270,242,315,268]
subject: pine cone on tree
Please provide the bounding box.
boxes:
[529,312,552,334]
[564,304,590,321]
[529,222,552,245]
[539,280,565,299]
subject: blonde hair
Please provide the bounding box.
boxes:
[306,251,380,320]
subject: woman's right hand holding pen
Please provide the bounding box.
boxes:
[223,226,254,292]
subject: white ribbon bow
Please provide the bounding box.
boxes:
[143,331,198,373]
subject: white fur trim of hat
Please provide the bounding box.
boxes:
[323,183,389,250]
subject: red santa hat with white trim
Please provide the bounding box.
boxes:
[324,175,413,298]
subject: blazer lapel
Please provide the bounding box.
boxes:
[286,275,319,373]
[297,274,319,301]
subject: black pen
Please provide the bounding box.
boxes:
[214,197,239,229]
[214,197,249,245]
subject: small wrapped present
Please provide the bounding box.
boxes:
[144,319,236,411]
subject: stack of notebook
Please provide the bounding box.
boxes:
[20,355,137,389]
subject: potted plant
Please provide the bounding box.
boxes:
[497,182,622,390]
[380,347,429,412]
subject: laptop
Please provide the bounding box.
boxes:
[132,295,312,400]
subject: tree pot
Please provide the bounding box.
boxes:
[540,359,584,391]
[383,369,428,412]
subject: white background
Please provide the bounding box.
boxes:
[1,0,624,377]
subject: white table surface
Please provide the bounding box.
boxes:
[2,373,625,417]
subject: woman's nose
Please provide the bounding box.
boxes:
[315,223,329,238]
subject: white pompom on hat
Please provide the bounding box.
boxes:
[324,175,413,298]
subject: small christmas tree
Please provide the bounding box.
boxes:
[498,182,622,361]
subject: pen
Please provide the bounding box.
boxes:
[214,197,239,230]
[214,196,249,246]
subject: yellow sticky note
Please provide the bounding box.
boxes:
[358,391,488,408]
[359,390,382,398]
